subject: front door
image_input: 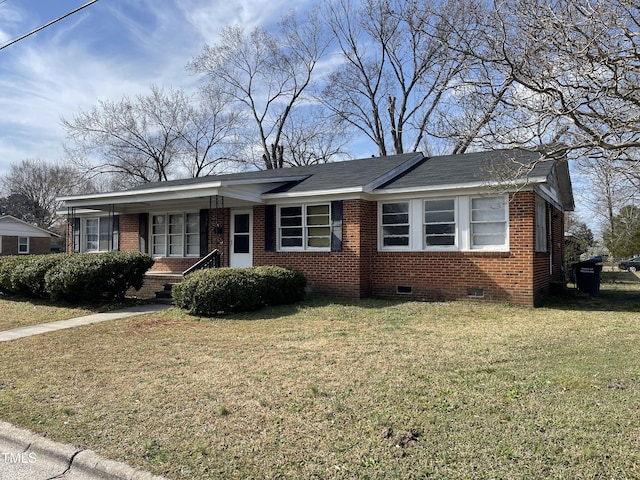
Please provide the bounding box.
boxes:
[230,209,253,268]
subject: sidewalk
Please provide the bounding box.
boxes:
[0,302,172,479]
[0,303,169,342]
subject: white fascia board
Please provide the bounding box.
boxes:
[264,192,367,205]
[262,187,366,201]
[373,177,547,198]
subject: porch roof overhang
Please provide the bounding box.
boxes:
[58,176,309,213]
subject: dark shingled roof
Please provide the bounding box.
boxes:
[119,149,555,195]
[377,149,552,190]
[124,152,421,193]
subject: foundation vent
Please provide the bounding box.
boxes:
[396,285,413,295]
[467,287,485,298]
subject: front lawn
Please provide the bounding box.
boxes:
[0,297,95,331]
[1,285,640,479]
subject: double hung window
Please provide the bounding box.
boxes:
[279,204,331,250]
[470,196,508,249]
[84,217,118,252]
[424,199,456,247]
[18,236,29,254]
[379,195,508,251]
[381,202,410,248]
[152,213,200,257]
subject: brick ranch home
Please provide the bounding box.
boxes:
[0,215,59,255]
[58,149,574,306]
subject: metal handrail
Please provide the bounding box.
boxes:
[182,249,221,276]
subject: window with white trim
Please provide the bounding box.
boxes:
[279,204,331,250]
[470,196,508,249]
[535,197,548,252]
[424,199,456,247]
[83,217,118,252]
[380,202,410,248]
[18,236,29,254]
[152,212,200,257]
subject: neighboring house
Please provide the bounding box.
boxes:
[58,149,574,306]
[0,215,60,255]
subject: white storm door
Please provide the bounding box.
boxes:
[230,210,253,268]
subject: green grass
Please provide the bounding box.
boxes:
[1,286,640,478]
[0,297,96,331]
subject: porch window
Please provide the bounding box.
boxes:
[279,204,330,250]
[424,199,456,247]
[381,202,410,248]
[470,196,508,249]
[18,236,29,254]
[152,212,200,257]
[84,217,118,252]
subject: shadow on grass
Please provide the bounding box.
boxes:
[542,280,640,313]
[0,292,149,313]
[188,296,409,322]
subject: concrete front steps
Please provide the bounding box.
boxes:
[153,282,179,304]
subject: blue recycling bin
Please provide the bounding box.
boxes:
[572,256,603,297]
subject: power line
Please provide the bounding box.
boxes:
[0,0,99,52]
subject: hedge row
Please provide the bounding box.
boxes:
[0,252,154,302]
[173,266,307,316]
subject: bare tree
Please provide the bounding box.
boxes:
[487,0,640,158]
[62,85,239,185]
[576,152,639,238]
[0,158,90,229]
[177,84,244,177]
[188,9,330,169]
[280,106,351,166]
[322,0,481,156]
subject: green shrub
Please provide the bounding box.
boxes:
[253,265,307,306]
[0,256,31,294]
[10,254,70,298]
[173,266,307,316]
[44,252,154,301]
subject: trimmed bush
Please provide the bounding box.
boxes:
[173,266,307,316]
[253,265,307,306]
[44,252,154,301]
[10,254,70,298]
[0,255,32,294]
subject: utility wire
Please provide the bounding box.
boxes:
[0,0,99,52]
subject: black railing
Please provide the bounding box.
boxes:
[182,249,221,276]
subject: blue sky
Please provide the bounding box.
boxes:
[0,0,310,175]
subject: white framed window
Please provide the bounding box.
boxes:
[535,196,548,252]
[278,204,331,251]
[424,199,456,248]
[83,217,118,252]
[18,236,29,254]
[470,196,508,249]
[380,202,410,249]
[151,212,200,257]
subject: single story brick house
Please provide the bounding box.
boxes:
[0,215,60,255]
[58,149,574,306]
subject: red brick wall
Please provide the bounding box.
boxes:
[370,192,540,307]
[63,191,564,306]
[1,236,51,255]
[253,200,371,297]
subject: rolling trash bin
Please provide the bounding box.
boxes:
[572,256,603,297]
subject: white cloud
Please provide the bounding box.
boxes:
[0,0,319,175]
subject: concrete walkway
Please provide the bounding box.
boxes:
[0,302,171,479]
[0,303,169,342]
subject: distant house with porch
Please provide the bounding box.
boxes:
[0,215,59,255]
[58,149,574,306]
